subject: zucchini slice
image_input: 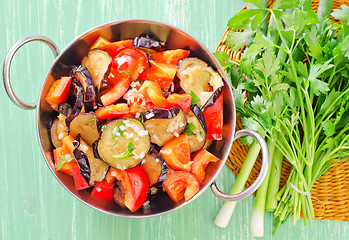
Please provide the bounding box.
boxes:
[98,118,150,170]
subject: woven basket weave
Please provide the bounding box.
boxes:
[217,0,349,221]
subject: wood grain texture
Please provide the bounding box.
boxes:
[0,0,348,239]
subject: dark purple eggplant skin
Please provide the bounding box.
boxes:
[73,148,91,184]
[141,107,181,121]
[161,88,169,98]
[201,86,223,111]
[72,135,91,184]
[146,146,169,199]
[133,36,163,51]
[148,145,168,182]
[191,104,207,132]
[65,78,84,127]
[71,65,96,112]
[58,103,73,117]
[92,140,101,159]
[70,78,84,111]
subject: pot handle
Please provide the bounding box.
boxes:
[211,129,269,201]
[3,35,59,110]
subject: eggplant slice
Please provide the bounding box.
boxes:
[71,65,96,112]
[73,136,109,185]
[177,58,223,107]
[98,118,151,170]
[186,106,207,152]
[50,114,69,148]
[81,48,112,92]
[69,112,100,146]
[142,107,187,146]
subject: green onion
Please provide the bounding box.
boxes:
[214,141,261,228]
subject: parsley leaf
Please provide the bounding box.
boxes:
[183,123,197,136]
[89,118,95,122]
[189,91,200,105]
[112,140,135,159]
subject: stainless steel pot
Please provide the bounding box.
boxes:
[3,19,269,218]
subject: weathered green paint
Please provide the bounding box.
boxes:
[0,0,348,239]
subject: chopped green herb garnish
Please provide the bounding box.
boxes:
[120,70,131,77]
[89,118,95,122]
[56,155,75,171]
[117,122,126,136]
[112,127,118,141]
[112,140,136,159]
[189,91,200,105]
[183,123,197,136]
[101,125,107,132]
[134,180,139,186]
[112,122,126,141]
[140,110,145,123]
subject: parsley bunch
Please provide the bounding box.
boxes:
[214,0,349,236]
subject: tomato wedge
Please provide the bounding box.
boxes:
[91,180,114,201]
[138,60,177,91]
[202,92,223,140]
[167,93,192,114]
[163,171,200,202]
[95,103,130,120]
[191,149,219,184]
[105,167,149,212]
[151,49,190,65]
[159,134,191,172]
[112,48,147,81]
[126,166,149,212]
[72,165,90,190]
[100,70,131,106]
[45,77,71,110]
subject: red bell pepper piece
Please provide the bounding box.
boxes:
[91,180,114,201]
[202,92,223,140]
[95,103,130,120]
[100,69,131,106]
[163,171,200,202]
[99,40,133,59]
[105,166,149,212]
[167,93,192,114]
[151,49,190,65]
[191,149,219,184]
[53,147,77,176]
[90,36,111,49]
[72,165,90,190]
[138,80,170,109]
[159,134,191,172]
[126,166,149,212]
[45,77,72,110]
[138,60,177,91]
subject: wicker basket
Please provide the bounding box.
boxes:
[217,0,349,221]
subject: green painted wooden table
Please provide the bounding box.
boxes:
[1,0,348,239]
